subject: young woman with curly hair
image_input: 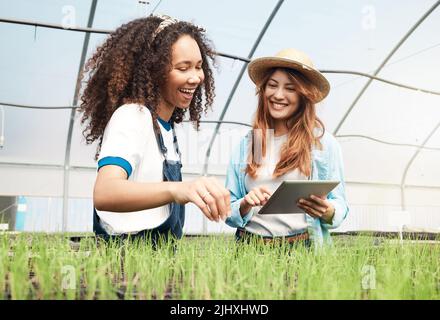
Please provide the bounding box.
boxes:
[79,15,230,243]
[225,48,349,248]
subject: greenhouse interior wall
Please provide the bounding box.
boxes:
[1,0,440,235]
[1,151,440,234]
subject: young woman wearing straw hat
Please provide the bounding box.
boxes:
[79,15,230,245]
[225,48,348,248]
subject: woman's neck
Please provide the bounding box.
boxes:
[273,120,289,137]
[157,99,175,121]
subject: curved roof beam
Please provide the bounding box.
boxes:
[333,0,440,135]
[322,70,440,96]
[0,17,110,34]
[62,0,98,232]
[201,0,285,176]
[0,102,76,109]
[336,134,440,151]
[3,100,440,152]
[182,120,252,127]
[2,160,440,191]
[2,18,440,95]
[400,121,440,209]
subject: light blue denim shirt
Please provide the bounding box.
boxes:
[225,129,349,248]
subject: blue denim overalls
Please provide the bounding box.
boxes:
[93,117,185,247]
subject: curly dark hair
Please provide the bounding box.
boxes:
[78,15,216,160]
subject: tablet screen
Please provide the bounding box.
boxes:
[258,180,340,215]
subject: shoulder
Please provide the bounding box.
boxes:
[111,103,152,122]
[239,129,253,153]
[314,130,344,169]
[319,130,338,146]
[314,128,339,149]
[314,129,341,154]
[229,129,252,166]
[107,103,153,132]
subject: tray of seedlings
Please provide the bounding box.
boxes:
[0,232,439,300]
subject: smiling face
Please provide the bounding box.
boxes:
[159,34,205,114]
[264,69,301,123]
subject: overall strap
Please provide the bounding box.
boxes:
[153,118,181,162]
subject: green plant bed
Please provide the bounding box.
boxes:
[0,233,439,300]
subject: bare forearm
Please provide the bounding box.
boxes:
[94,179,178,212]
[320,206,335,224]
[239,199,252,217]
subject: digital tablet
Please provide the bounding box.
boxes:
[258,180,340,215]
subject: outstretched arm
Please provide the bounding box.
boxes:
[94,165,231,222]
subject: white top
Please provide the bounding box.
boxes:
[95,103,179,235]
[244,134,308,237]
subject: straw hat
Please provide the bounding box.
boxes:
[247,48,330,102]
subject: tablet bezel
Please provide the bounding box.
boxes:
[258,180,340,215]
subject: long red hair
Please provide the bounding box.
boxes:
[246,67,325,179]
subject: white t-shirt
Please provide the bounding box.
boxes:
[95,103,179,235]
[244,134,308,237]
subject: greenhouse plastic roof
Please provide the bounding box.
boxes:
[1,1,440,225]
